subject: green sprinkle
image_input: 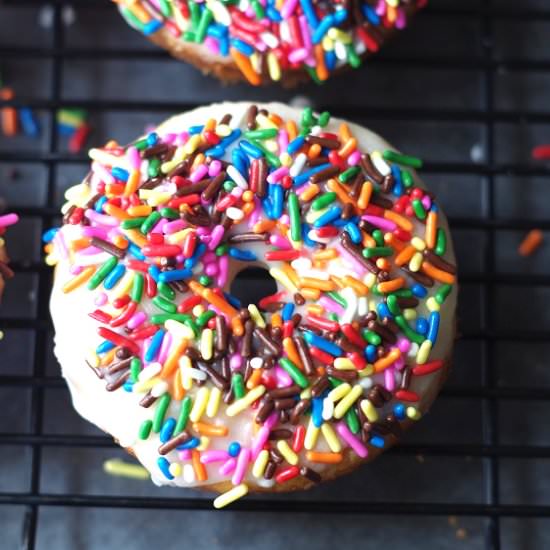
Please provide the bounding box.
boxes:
[435,284,453,304]
[302,107,315,128]
[138,419,153,440]
[372,229,384,246]
[328,376,344,388]
[158,281,176,300]
[386,294,401,316]
[150,313,192,325]
[326,291,347,308]
[130,357,141,383]
[223,180,236,192]
[311,192,336,211]
[279,358,309,389]
[215,243,229,256]
[345,406,361,434]
[411,198,427,220]
[363,246,393,259]
[148,158,160,178]
[328,312,339,322]
[395,315,425,345]
[140,211,161,234]
[288,192,301,242]
[174,396,192,435]
[189,1,200,26]
[401,169,414,188]
[244,128,278,140]
[159,207,179,219]
[183,30,196,42]
[251,139,281,167]
[362,330,381,346]
[338,166,360,183]
[305,66,322,86]
[198,275,212,286]
[121,217,147,229]
[250,0,264,18]
[195,7,213,42]
[184,318,199,337]
[318,111,330,128]
[152,393,171,433]
[196,310,215,328]
[152,295,177,313]
[435,228,447,256]
[131,273,144,303]
[382,150,423,169]
[232,373,245,399]
[87,256,118,290]
[346,44,361,69]
[159,0,172,17]
[389,289,413,298]
[133,138,149,150]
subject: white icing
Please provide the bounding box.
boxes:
[50,102,457,490]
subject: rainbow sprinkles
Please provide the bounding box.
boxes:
[47,102,456,509]
[114,0,426,84]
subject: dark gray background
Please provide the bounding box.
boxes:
[1,1,550,549]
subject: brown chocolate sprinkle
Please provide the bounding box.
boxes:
[158,431,192,455]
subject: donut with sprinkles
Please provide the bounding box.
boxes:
[47,102,457,508]
[113,0,426,85]
[0,213,18,300]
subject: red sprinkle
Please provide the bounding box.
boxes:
[282,320,294,339]
[142,244,182,257]
[182,231,197,258]
[89,309,112,323]
[265,249,301,261]
[275,465,300,484]
[177,294,202,313]
[97,327,139,354]
[292,425,305,453]
[310,346,334,365]
[394,390,420,402]
[347,351,366,370]
[145,273,157,298]
[130,325,159,340]
[110,301,138,327]
[112,295,131,309]
[167,194,201,208]
[307,314,339,333]
[341,323,365,348]
[412,360,445,376]
[125,259,150,272]
[258,291,286,309]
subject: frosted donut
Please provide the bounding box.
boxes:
[0,213,18,300]
[114,0,425,86]
[47,101,457,508]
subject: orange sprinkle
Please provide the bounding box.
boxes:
[253,219,277,233]
[299,277,335,292]
[306,304,325,316]
[377,277,405,294]
[395,245,416,266]
[231,316,244,337]
[338,137,357,159]
[425,211,438,249]
[329,274,345,289]
[286,120,298,141]
[357,181,373,210]
[230,48,261,85]
[339,123,352,142]
[376,258,391,271]
[112,235,129,249]
[327,178,358,210]
[383,232,405,252]
[173,369,185,401]
[307,143,322,159]
[246,368,263,390]
[283,337,304,370]
[362,232,377,248]
[191,153,206,171]
[306,451,343,464]
[105,183,125,196]
[271,312,283,329]
[191,450,208,482]
[242,190,254,202]
[160,338,188,378]
[204,118,216,132]
[299,184,320,202]
[421,262,456,284]
[300,288,321,301]
[129,2,152,22]
[192,422,228,437]
[268,113,283,127]
[124,229,148,248]
[312,248,338,261]
[104,203,131,220]
[70,237,91,252]
[314,44,329,81]
[342,275,369,296]
[281,262,300,287]
[241,202,255,217]
[0,88,18,137]
[62,266,96,293]
[519,229,543,257]
[384,210,413,232]
[127,205,152,217]
[104,139,119,149]
[100,347,118,368]
[124,169,141,197]
[374,348,401,373]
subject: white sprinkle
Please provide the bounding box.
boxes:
[289,152,307,177]
[226,165,248,189]
[151,380,169,398]
[250,357,264,370]
[226,207,245,221]
[183,464,195,483]
[322,398,334,421]
[138,362,162,382]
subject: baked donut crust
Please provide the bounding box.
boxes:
[49,102,457,504]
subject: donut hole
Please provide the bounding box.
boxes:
[230,267,277,307]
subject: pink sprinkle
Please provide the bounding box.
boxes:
[162,133,177,145]
[217,254,229,287]
[288,48,308,63]
[81,226,108,239]
[163,220,186,234]
[200,450,230,464]
[231,448,251,485]
[421,195,431,211]
[85,209,119,227]
[208,224,225,250]
[175,132,189,146]
[205,263,218,277]
[69,265,83,275]
[384,367,395,392]
[267,166,288,184]
[280,214,290,225]
[396,7,407,29]
[94,292,108,306]
[318,296,345,316]
[265,411,279,431]
[79,245,102,256]
[208,160,222,177]
[335,243,367,276]
[196,227,210,237]
[219,457,236,476]
[361,214,396,232]
[0,213,19,228]
[230,353,243,371]
[298,15,312,50]
[269,234,292,250]
[127,311,147,330]
[190,164,208,183]
[336,422,368,458]
[274,366,293,387]
[204,35,220,55]
[151,218,168,234]
[248,199,263,228]
[158,331,172,364]
[91,161,115,185]
[178,450,192,461]
[126,146,141,171]
[251,425,270,459]
[375,0,386,17]
[230,186,244,198]
[277,130,289,155]
[397,336,411,354]
[280,0,299,19]
[348,151,361,166]
[393,355,405,371]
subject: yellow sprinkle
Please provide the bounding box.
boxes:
[252,449,270,478]
[216,124,232,137]
[88,148,120,166]
[426,297,441,312]
[183,134,202,155]
[132,377,159,394]
[327,28,352,44]
[411,237,426,251]
[360,399,379,422]
[189,387,210,422]
[304,418,320,450]
[180,356,194,391]
[403,308,417,321]
[256,114,277,129]
[247,304,266,328]
[200,328,214,360]
[86,349,100,369]
[364,272,377,289]
[407,406,422,420]
[192,304,206,317]
[169,463,182,477]
[269,267,298,293]
[213,483,249,509]
[409,251,423,272]
[267,52,281,81]
[197,436,210,451]
[280,152,292,166]
[206,387,222,418]
[333,384,363,419]
[225,385,266,417]
[276,440,298,465]
[300,387,312,400]
[333,358,356,370]
[358,365,374,377]
[103,459,149,480]
[416,340,433,365]
[327,382,351,403]
[165,228,193,245]
[165,319,195,340]
[305,205,329,225]
[320,423,341,452]
[321,35,334,51]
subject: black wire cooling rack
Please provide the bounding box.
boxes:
[2,1,550,549]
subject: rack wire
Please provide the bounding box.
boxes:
[1,1,550,549]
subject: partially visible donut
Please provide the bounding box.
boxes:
[47,102,457,508]
[113,0,425,86]
[0,213,18,300]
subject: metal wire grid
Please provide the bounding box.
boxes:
[1,1,550,549]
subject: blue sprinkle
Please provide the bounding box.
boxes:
[313,206,343,228]
[325,50,337,71]
[391,166,403,197]
[186,242,206,268]
[293,163,332,186]
[230,37,255,56]
[144,19,163,35]
[303,331,343,357]
[411,284,428,298]
[431,203,439,213]
[228,247,257,261]
[145,329,165,362]
[312,14,335,44]
[204,145,225,158]
[271,184,284,219]
[42,227,58,243]
[287,136,305,155]
[266,5,283,21]
[96,340,115,354]
[57,122,77,136]
[207,24,225,39]
[177,437,201,450]
[366,345,377,363]
[123,381,133,392]
[112,167,129,182]
[158,269,193,283]
[128,243,145,260]
[103,264,126,290]
[95,195,108,213]
[188,125,204,135]
[393,403,406,420]
[302,223,316,247]
[427,311,440,344]
[219,128,242,148]
[19,107,40,137]
[377,302,392,319]
[370,435,385,448]
[146,132,158,146]
[300,0,318,28]
[344,222,362,244]
[239,140,264,159]
[416,317,429,335]
[228,441,241,457]
[157,456,174,480]
[224,292,242,309]
[160,417,176,443]
[333,8,348,24]
[148,265,161,282]
[362,4,380,25]
[312,398,324,427]
[232,148,249,178]
[282,303,295,322]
